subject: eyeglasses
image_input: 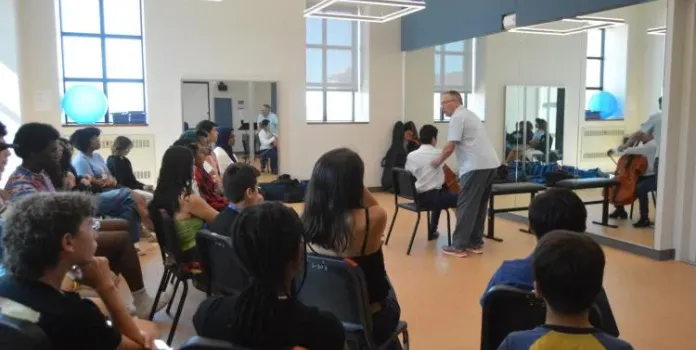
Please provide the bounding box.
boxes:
[441,99,455,106]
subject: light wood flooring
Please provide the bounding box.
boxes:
[132,192,691,349]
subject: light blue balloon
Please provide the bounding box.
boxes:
[588,91,618,118]
[61,85,108,124]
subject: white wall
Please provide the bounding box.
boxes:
[14,0,404,187]
[0,0,21,186]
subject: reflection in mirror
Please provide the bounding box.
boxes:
[504,86,565,170]
[181,80,279,183]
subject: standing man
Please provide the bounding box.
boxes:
[257,104,279,135]
[431,91,500,258]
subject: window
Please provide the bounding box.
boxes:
[434,40,474,121]
[585,29,605,110]
[305,18,366,122]
[58,0,146,125]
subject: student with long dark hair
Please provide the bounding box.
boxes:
[213,127,237,172]
[149,146,218,262]
[303,148,402,349]
[194,202,345,349]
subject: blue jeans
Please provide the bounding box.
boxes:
[98,189,140,243]
[260,148,278,174]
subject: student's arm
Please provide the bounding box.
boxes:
[185,194,220,224]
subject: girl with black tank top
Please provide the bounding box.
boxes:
[303,148,402,350]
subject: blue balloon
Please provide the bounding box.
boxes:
[61,85,108,124]
[588,91,618,118]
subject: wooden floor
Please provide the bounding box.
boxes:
[134,192,693,349]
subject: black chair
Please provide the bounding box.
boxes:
[385,167,452,255]
[0,313,52,350]
[480,285,604,350]
[148,209,207,345]
[298,254,409,350]
[196,230,249,296]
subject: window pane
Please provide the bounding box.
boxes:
[326,49,352,84]
[434,53,442,86]
[62,37,103,79]
[586,59,602,88]
[306,90,324,122]
[107,82,144,113]
[306,18,323,45]
[326,91,353,122]
[587,29,603,57]
[60,0,101,34]
[326,19,352,46]
[103,0,142,35]
[105,39,143,79]
[433,92,442,121]
[444,54,464,86]
[63,82,106,123]
[444,41,464,52]
[306,48,323,84]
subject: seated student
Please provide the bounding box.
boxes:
[209,163,263,237]
[0,192,160,350]
[187,141,228,211]
[194,202,345,350]
[70,127,153,240]
[608,139,658,227]
[107,136,154,201]
[481,189,618,336]
[0,121,14,273]
[4,123,169,318]
[196,120,221,180]
[149,145,219,262]
[405,124,458,241]
[258,119,278,174]
[498,231,633,350]
[505,119,550,163]
[303,148,402,349]
[213,127,237,173]
[181,129,221,187]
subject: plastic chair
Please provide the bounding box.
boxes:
[196,230,249,296]
[298,254,409,350]
[0,313,52,350]
[385,167,452,255]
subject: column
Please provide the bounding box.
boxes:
[654,0,696,263]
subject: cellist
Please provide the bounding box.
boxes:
[405,124,458,241]
[607,138,658,228]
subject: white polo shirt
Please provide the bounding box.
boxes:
[640,112,662,155]
[405,144,444,193]
[448,106,500,175]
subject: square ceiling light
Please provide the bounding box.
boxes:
[647,26,667,35]
[304,0,426,23]
[509,16,625,36]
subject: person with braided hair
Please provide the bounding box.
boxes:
[193,202,345,350]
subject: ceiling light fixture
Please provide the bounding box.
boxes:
[647,26,666,35]
[508,16,625,36]
[304,0,426,23]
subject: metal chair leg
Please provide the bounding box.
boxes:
[166,280,189,345]
[385,207,399,245]
[148,269,170,320]
[445,209,452,246]
[166,279,181,315]
[406,213,421,255]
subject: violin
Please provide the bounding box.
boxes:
[605,153,648,206]
[405,130,460,194]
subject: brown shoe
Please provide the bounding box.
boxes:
[442,246,468,258]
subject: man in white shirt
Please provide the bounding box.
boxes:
[258,119,278,174]
[431,91,500,258]
[619,97,662,175]
[405,125,458,241]
[608,139,658,228]
[257,104,279,135]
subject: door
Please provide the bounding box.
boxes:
[214,98,233,128]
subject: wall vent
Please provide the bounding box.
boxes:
[134,170,152,181]
[580,126,625,165]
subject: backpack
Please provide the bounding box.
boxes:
[260,174,307,203]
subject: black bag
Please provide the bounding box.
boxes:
[544,171,574,186]
[260,174,306,203]
[381,121,407,191]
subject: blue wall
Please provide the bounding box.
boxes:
[401,0,656,51]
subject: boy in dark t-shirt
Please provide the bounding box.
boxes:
[498,231,633,350]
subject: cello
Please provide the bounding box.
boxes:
[605,152,648,206]
[404,129,461,194]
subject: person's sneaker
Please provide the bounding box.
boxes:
[134,290,173,319]
[633,217,652,228]
[467,247,484,255]
[609,208,628,219]
[442,246,468,258]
